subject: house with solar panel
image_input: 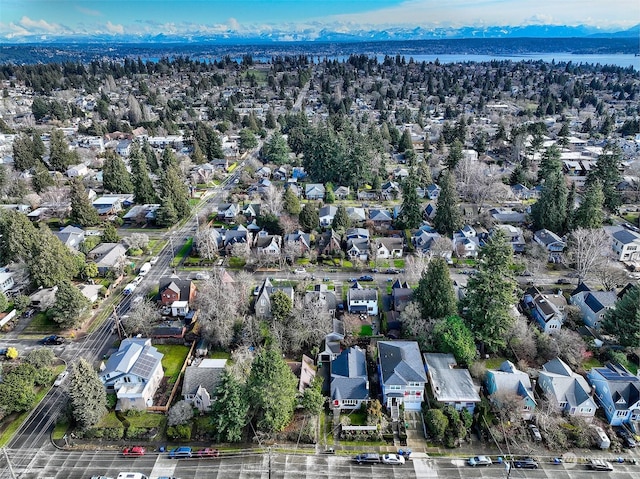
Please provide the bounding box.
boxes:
[330,346,370,411]
[99,338,164,411]
[587,363,640,426]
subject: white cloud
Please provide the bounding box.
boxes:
[19,16,60,33]
[227,18,240,31]
[76,6,102,17]
[105,21,124,34]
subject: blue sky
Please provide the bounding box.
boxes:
[0,0,637,39]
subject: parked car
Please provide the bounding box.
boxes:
[468,456,492,467]
[168,447,192,459]
[556,278,571,284]
[39,335,65,345]
[195,272,210,280]
[53,371,69,387]
[588,459,614,471]
[253,286,260,296]
[294,267,307,274]
[353,453,381,464]
[616,428,637,448]
[91,476,114,479]
[347,278,357,282]
[149,256,159,265]
[512,458,539,469]
[385,268,399,274]
[197,448,219,458]
[528,424,542,442]
[122,446,146,457]
[382,453,405,465]
[358,275,374,282]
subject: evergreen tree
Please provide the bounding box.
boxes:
[418,158,432,185]
[0,209,38,262]
[262,132,290,165]
[283,187,301,215]
[415,257,457,319]
[68,359,108,430]
[445,139,463,169]
[397,170,423,230]
[602,285,640,348]
[239,128,258,151]
[130,147,157,205]
[31,161,54,193]
[156,196,178,227]
[102,151,133,193]
[433,315,476,366]
[565,182,576,232]
[70,178,99,227]
[210,370,248,443]
[325,183,335,204]
[573,180,605,229]
[12,134,36,171]
[587,144,623,213]
[434,170,462,235]
[463,229,517,353]
[101,223,119,243]
[299,202,319,231]
[141,139,159,172]
[537,144,562,182]
[32,133,45,159]
[190,139,206,164]
[159,163,190,223]
[246,346,298,433]
[557,122,570,148]
[48,129,74,172]
[48,279,89,328]
[28,226,79,288]
[398,129,413,153]
[531,169,568,234]
[332,204,350,231]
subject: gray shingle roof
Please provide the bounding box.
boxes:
[331,347,369,401]
[183,359,227,397]
[378,341,426,386]
[424,353,480,404]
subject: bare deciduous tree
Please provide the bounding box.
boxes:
[195,225,220,260]
[593,259,629,291]
[228,346,255,384]
[40,185,70,219]
[121,299,159,337]
[505,313,537,363]
[403,252,431,285]
[261,184,283,216]
[123,232,150,251]
[567,228,610,283]
[399,301,436,349]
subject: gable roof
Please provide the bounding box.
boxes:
[101,338,162,383]
[378,341,427,386]
[424,353,480,404]
[183,358,227,396]
[331,346,369,401]
[591,363,640,411]
[488,360,536,404]
[540,358,595,410]
[159,276,194,301]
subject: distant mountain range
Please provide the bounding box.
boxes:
[2,23,639,44]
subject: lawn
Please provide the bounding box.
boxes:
[155,344,190,380]
[581,357,603,370]
[482,357,508,370]
[98,411,166,429]
[358,325,373,336]
[23,312,59,334]
[209,351,231,360]
[343,410,367,426]
[228,257,246,269]
[171,237,193,266]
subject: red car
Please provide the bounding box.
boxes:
[122,446,146,457]
[197,448,219,458]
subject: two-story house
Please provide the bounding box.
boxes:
[182,358,227,413]
[347,282,378,316]
[254,277,295,319]
[305,183,325,200]
[569,283,618,330]
[319,205,338,228]
[100,338,164,411]
[485,360,536,420]
[254,230,281,256]
[159,277,197,307]
[522,286,565,333]
[534,229,567,262]
[216,203,240,223]
[378,341,427,417]
[539,358,597,419]
[423,353,481,413]
[588,363,640,426]
[608,226,640,261]
[330,346,370,411]
[88,242,127,276]
[317,229,342,256]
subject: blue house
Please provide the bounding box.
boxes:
[587,363,640,426]
[485,360,536,420]
[330,346,369,411]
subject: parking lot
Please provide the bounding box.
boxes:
[3,448,640,479]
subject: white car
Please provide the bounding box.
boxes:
[53,371,69,387]
[382,454,405,465]
[195,272,210,280]
[149,256,159,265]
[468,456,492,466]
[293,267,307,274]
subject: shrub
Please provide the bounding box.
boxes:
[106,394,117,409]
[125,426,147,439]
[166,424,192,440]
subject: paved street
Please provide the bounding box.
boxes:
[2,448,640,479]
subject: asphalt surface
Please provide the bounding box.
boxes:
[2,448,640,479]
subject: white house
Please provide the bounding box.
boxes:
[375,238,403,259]
[66,163,88,178]
[608,227,640,262]
[347,283,378,316]
[538,358,597,419]
[0,272,15,293]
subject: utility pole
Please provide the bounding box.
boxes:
[2,448,17,479]
[268,446,272,479]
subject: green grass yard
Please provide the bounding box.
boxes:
[23,312,58,334]
[155,344,190,381]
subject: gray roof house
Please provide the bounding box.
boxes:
[254,277,294,319]
[423,353,481,413]
[330,346,370,410]
[319,205,338,228]
[54,225,85,250]
[569,283,618,330]
[182,358,227,412]
[485,360,536,420]
[87,242,127,276]
[539,358,597,419]
[305,183,325,200]
[378,341,427,414]
[100,338,164,411]
[347,285,378,316]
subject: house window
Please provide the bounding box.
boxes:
[559,402,568,408]
[580,408,592,413]
[408,382,422,387]
[342,399,358,406]
[616,410,627,417]
[389,385,401,391]
[523,405,532,411]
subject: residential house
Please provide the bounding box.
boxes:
[346,237,369,261]
[534,229,566,262]
[182,358,227,412]
[393,168,409,180]
[29,286,58,310]
[54,225,85,250]
[608,226,640,261]
[318,319,345,364]
[345,228,369,240]
[284,230,311,255]
[99,338,164,411]
[273,166,288,181]
[423,353,481,413]
[334,186,350,200]
[330,346,370,410]
[216,203,240,223]
[375,237,404,259]
[92,195,125,215]
[288,354,317,394]
[319,205,338,228]
[159,277,197,307]
[347,283,378,316]
[522,286,565,333]
[0,272,15,293]
[346,207,366,225]
[305,284,338,316]
[381,181,400,200]
[378,341,427,414]
[305,183,325,200]
[78,284,102,303]
[247,178,272,196]
[66,163,88,178]
[489,207,527,224]
[569,283,618,330]
[254,230,281,256]
[485,360,536,420]
[254,277,294,319]
[391,280,412,312]
[369,209,393,227]
[426,184,441,200]
[88,243,127,276]
[587,363,640,426]
[242,203,261,221]
[222,225,251,255]
[122,204,160,225]
[255,166,272,178]
[538,358,597,419]
[317,229,342,256]
[115,139,132,157]
[494,224,526,254]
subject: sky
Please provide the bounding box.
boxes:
[0,0,637,39]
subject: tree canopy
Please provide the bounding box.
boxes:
[434,170,462,235]
[602,285,640,348]
[68,359,108,429]
[415,256,457,320]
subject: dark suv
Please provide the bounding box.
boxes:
[353,453,381,464]
[39,335,65,345]
[512,458,539,469]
